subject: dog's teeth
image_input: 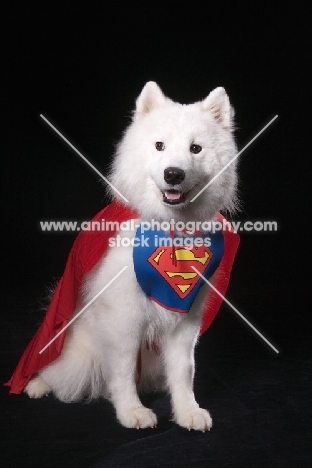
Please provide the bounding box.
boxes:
[165,190,182,200]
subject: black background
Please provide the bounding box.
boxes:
[1,2,311,467]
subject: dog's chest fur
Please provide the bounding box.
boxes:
[80,221,209,346]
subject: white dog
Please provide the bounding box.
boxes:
[24,82,238,431]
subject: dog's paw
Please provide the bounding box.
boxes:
[24,376,51,399]
[175,407,213,432]
[117,406,157,429]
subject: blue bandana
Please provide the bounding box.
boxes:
[133,225,224,313]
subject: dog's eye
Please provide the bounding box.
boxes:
[190,144,202,154]
[155,142,165,151]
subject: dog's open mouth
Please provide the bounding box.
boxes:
[162,189,186,205]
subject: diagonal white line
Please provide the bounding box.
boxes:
[40,114,129,203]
[39,265,128,354]
[192,266,279,353]
[190,115,278,202]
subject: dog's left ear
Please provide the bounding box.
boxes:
[134,81,168,120]
[202,87,234,130]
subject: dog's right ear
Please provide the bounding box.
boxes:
[134,82,168,119]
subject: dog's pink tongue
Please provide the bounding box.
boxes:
[165,190,181,200]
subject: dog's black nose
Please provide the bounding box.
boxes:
[164,167,185,185]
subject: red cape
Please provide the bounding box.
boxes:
[5,200,240,394]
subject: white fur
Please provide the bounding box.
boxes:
[25,82,238,431]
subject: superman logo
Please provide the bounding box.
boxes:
[147,244,213,299]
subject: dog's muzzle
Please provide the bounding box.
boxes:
[163,167,186,205]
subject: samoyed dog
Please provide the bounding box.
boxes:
[25,82,238,431]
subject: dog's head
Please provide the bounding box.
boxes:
[109,82,238,223]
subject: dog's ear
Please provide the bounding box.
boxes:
[202,87,235,130]
[134,81,168,119]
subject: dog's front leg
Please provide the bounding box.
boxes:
[105,337,157,429]
[163,320,212,432]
